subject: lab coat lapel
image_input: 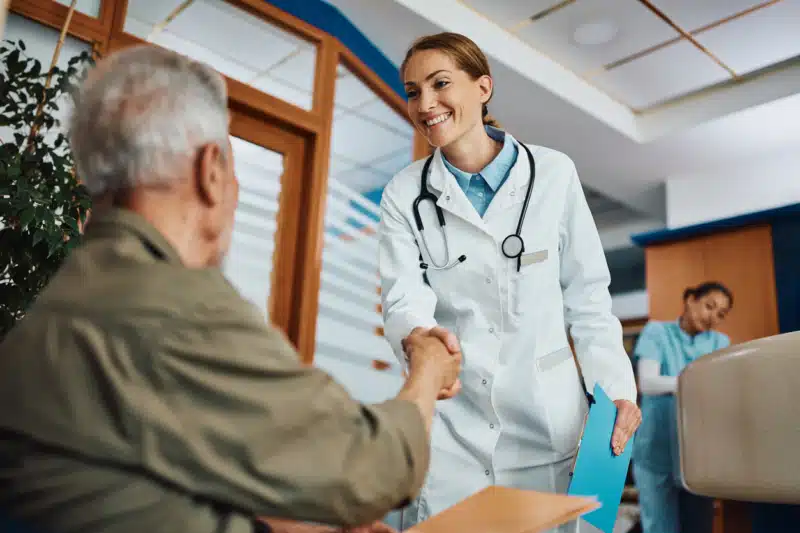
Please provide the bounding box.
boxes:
[427,151,490,234]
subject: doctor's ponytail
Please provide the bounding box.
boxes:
[402,32,501,128]
[482,104,500,128]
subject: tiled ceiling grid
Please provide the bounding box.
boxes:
[461,0,800,110]
[125,0,639,223]
[126,0,414,194]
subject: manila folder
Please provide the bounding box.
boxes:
[406,486,600,533]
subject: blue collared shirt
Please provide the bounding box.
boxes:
[441,126,519,217]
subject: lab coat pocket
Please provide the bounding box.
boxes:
[535,346,587,456]
[511,248,555,317]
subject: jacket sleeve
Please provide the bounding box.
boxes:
[378,184,438,363]
[558,163,637,403]
[149,289,430,527]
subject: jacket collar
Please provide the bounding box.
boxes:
[84,208,184,265]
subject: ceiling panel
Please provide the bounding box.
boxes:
[331,112,410,165]
[268,46,317,90]
[358,99,414,137]
[694,0,800,76]
[649,0,768,31]
[54,0,102,18]
[169,1,301,72]
[591,40,731,109]
[124,0,315,111]
[515,0,679,73]
[124,0,185,27]
[249,75,313,111]
[125,18,255,81]
[335,69,379,109]
[460,0,561,28]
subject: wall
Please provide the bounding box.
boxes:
[666,152,800,228]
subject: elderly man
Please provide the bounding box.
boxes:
[0,46,462,533]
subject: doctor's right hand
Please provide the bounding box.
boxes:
[403,327,462,399]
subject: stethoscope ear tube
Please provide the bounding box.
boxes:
[413,156,436,232]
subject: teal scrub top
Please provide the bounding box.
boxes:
[632,320,730,477]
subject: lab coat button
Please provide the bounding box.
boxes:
[490,424,495,429]
[510,190,516,196]
[484,470,490,476]
[485,277,491,284]
[445,195,450,201]
[489,327,495,334]
[482,379,487,385]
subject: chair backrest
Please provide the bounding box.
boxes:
[677,331,800,504]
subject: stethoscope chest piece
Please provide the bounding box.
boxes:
[501,234,524,259]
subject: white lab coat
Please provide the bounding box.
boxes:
[378,133,637,532]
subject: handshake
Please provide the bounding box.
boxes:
[401,326,463,400]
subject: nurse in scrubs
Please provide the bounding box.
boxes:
[633,281,733,533]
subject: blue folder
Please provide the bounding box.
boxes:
[567,383,635,533]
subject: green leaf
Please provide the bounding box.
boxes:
[29,59,41,78]
[19,207,35,228]
[32,229,45,247]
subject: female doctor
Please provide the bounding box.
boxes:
[377,33,641,531]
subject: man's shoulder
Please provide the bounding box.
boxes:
[37,240,264,331]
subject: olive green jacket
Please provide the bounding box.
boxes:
[0,209,428,533]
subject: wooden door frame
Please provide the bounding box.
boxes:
[228,108,308,338]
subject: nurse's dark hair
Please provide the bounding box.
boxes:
[683,281,734,308]
[400,32,500,128]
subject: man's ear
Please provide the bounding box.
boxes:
[478,74,493,105]
[196,142,225,206]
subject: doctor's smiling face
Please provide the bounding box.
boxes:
[401,33,494,150]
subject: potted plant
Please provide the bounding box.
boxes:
[0,37,94,339]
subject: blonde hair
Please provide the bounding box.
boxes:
[401,32,500,128]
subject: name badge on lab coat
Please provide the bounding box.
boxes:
[520,249,548,267]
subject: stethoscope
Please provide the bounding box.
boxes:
[413,142,536,274]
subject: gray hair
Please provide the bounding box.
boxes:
[69,45,230,196]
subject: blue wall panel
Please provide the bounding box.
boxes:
[771,216,800,333]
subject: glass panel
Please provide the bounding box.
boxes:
[0,15,92,148]
[124,0,315,110]
[54,0,102,18]
[221,137,283,320]
[313,65,414,404]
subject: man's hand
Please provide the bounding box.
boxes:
[402,326,460,354]
[611,399,642,456]
[402,326,462,398]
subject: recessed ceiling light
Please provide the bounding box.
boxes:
[572,20,618,46]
